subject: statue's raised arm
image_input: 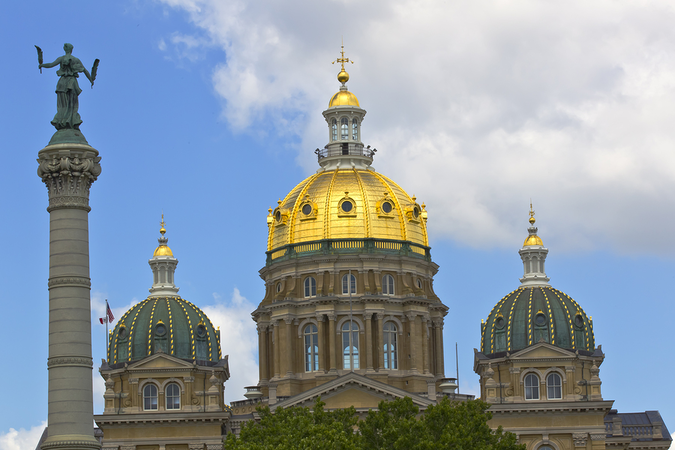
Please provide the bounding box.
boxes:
[37,43,99,132]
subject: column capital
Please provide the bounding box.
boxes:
[37,144,102,212]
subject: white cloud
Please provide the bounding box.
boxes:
[202,288,259,404]
[0,421,46,450]
[158,0,675,254]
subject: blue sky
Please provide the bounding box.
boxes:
[1,0,674,447]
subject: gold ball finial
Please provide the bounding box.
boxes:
[337,70,349,84]
[528,200,536,225]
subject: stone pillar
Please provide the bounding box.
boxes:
[37,142,102,450]
[272,320,280,378]
[434,319,444,377]
[258,324,268,383]
[365,313,374,372]
[407,314,418,373]
[327,313,337,373]
[316,315,326,373]
[284,317,294,376]
[376,313,385,370]
[421,316,429,374]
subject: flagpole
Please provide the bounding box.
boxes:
[105,299,109,360]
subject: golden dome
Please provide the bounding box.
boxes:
[153,245,173,257]
[523,234,544,247]
[329,90,360,108]
[268,169,428,251]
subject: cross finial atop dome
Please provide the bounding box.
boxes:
[332,40,354,85]
[529,200,536,225]
[160,213,167,237]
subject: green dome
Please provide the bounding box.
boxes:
[107,296,222,365]
[481,286,595,355]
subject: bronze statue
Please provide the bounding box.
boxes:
[37,43,99,131]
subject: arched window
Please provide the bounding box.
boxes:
[342,274,356,295]
[304,277,316,298]
[304,324,319,372]
[524,373,540,400]
[342,321,359,369]
[332,119,338,141]
[352,118,358,140]
[382,275,395,295]
[165,383,181,410]
[143,384,158,410]
[341,118,349,140]
[547,373,562,399]
[383,322,398,369]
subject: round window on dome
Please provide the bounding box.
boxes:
[341,201,353,213]
[156,323,166,336]
[118,327,126,339]
[574,314,584,327]
[382,201,393,213]
[302,204,312,215]
[413,206,420,218]
[496,317,505,329]
[197,324,207,338]
[535,313,547,326]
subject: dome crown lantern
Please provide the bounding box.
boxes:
[148,216,180,297]
[518,204,550,287]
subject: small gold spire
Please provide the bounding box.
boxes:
[160,213,167,236]
[332,40,353,84]
[529,200,536,225]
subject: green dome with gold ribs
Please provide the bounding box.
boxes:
[107,296,222,365]
[480,286,595,355]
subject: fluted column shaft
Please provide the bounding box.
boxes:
[365,313,374,372]
[258,325,268,383]
[38,143,102,450]
[316,315,326,372]
[328,314,337,373]
[434,319,445,377]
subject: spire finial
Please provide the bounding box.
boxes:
[332,40,353,85]
[160,213,167,237]
[529,200,536,225]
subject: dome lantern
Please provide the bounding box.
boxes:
[149,215,180,297]
[518,203,550,287]
[319,44,372,171]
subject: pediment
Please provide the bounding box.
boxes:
[511,343,576,359]
[128,353,195,370]
[272,373,434,411]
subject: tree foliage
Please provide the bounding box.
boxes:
[225,397,525,450]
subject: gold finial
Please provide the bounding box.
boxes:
[160,213,167,236]
[332,40,353,84]
[529,200,536,225]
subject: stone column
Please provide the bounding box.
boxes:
[376,313,385,370]
[284,317,294,376]
[316,315,326,373]
[434,319,444,377]
[365,313,374,372]
[258,324,268,383]
[272,320,280,379]
[327,313,337,373]
[421,316,429,374]
[407,314,418,373]
[37,142,102,450]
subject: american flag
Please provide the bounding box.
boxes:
[99,301,114,324]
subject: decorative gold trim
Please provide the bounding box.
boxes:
[337,191,357,217]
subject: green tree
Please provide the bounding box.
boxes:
[226,397,524,450]
[225,398,359,450]
[360,397,524,450]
